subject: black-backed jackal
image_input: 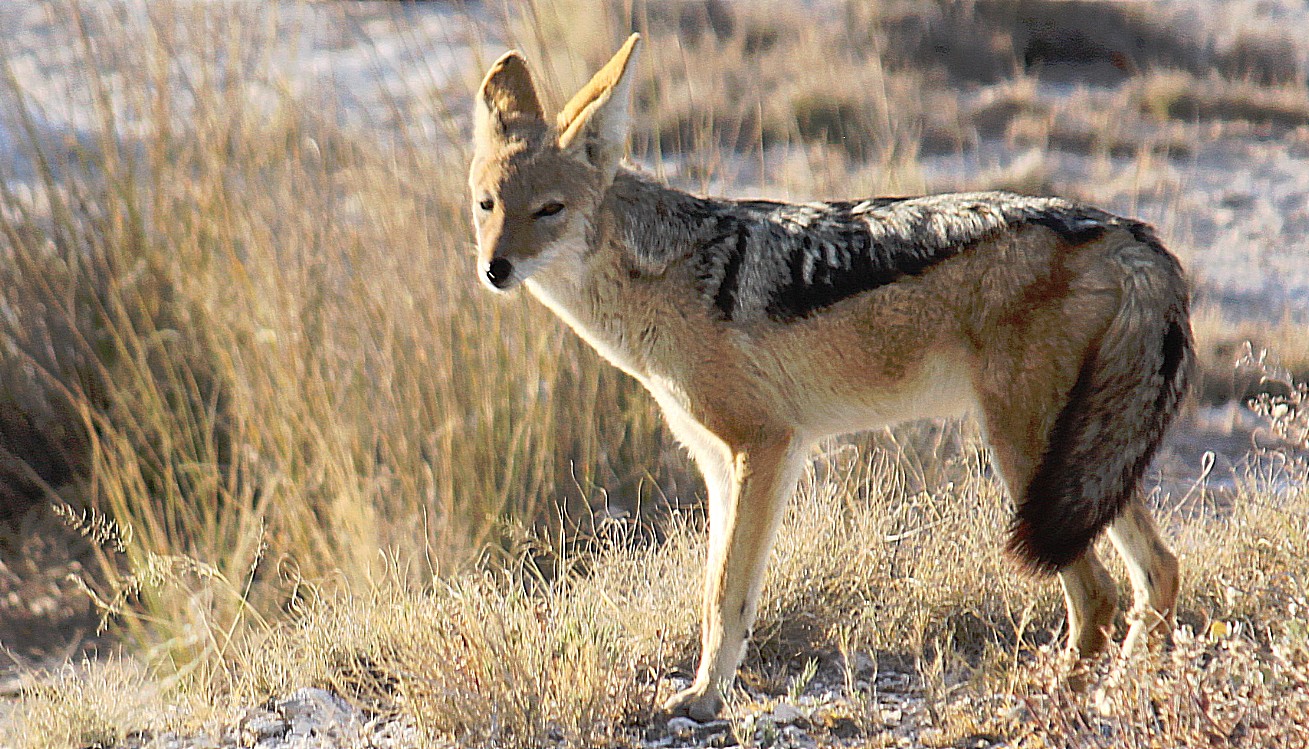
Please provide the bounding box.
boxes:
[469,35,1192,721]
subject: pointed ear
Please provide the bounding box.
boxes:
[556,33,641,170]
[475,50,545,146]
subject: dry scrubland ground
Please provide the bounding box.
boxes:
[2,1,1309,747]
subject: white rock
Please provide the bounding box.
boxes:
[279,687,364,740]
[367,715,423,749]
[242,710,288,742]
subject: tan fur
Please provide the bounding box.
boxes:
[557,33,641,153]
[468,36,1189,721]
[1107,497,1181,653]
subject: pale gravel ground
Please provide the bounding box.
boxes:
[1,1,1308,746]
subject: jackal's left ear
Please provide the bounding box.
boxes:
[556,33,641,172]
[475,50,545,146]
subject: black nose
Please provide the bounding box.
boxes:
[486,257,514,289]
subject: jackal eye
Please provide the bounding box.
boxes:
[478,197,494,212]
[533,201,565,219]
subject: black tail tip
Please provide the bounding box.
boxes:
[1006,519,1092,575]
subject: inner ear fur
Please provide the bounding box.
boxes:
[556,33,641,164]
[476,50,545,139]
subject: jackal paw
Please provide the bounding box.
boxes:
[662,682,723,723]
[1053,647,1094,693]
[1121,608,1176,656]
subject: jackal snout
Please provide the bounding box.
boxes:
[472,203,568,291]
[485,256,515,289]
[472,208,521,291]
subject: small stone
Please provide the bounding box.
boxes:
[367,715,421,746]
[696,720,735,746]
[780,724,817,749]
[832,718,861,739]
[876,671,911,691]
[770,703,805,726]
[754,715,779,743]
[846,652,877,680]
[281,687,359,723]
[120,730,153,749]
[241,709,288,742]
[707,729,739,748]
[667,716,700,738]
[279,687,364,741]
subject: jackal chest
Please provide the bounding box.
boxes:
[525,273,678,382]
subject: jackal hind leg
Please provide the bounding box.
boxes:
[1058,550,1118,660]
[662,431,806,722]
[973,347,1120,669]
[1106,495,1179,654]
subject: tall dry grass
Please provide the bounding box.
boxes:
[0,0,684,667]
[3,1,1309,748]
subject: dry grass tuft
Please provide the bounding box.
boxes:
[1189,307,1309,405]
[233,569,656,747]
[3,659,176,749]
[1135,72,1309,130]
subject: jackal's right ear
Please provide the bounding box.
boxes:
[474,50,545,144]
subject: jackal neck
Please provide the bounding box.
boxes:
[603,168,725,276]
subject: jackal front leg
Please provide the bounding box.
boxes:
[664,433,805,722]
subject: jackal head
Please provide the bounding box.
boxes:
[469,34,641,291]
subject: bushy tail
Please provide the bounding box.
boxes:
[1008,228,1192,573]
